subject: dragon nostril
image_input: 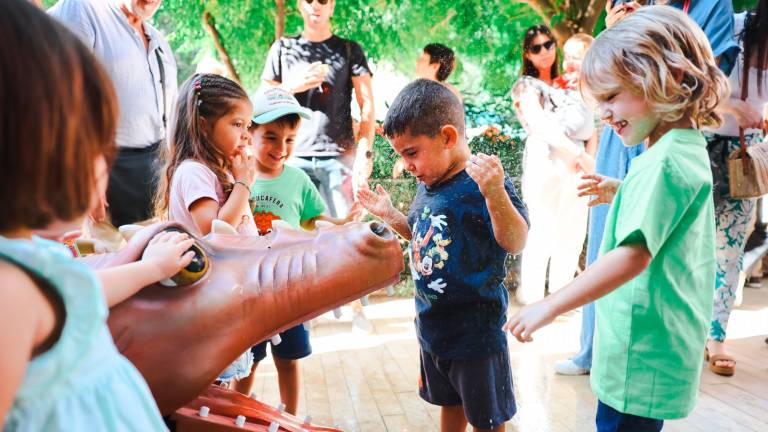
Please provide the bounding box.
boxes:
[369,222,394,240]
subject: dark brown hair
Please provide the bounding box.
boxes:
[154,73,249,218]
[0,0,118,232]
[520,24,560,80]
[742,1,768,96]
[423,43,456,82]
[383,79,465,138]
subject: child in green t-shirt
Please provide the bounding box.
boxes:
[505,6,730,430]
[231,87,360,414]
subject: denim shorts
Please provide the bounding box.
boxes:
[251,323,312,362]
[419,348,516,428]
[217,350,254,381]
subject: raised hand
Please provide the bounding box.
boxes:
[577,174,621,207]
[284,62,328,94]
[230,147,256,187]
[605,1,641,28]
[356,183,395,220]
[141,231,196,281]
[466,153,505,199]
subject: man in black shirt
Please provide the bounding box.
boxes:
[262,0,375,218]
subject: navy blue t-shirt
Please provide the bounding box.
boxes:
[407,170,529,359]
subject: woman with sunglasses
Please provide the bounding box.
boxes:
[511,25,595,306]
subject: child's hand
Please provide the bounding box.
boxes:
[577,174,621,206]
[503,300,556,343]
[605,1,641,28]
[356,183,395,220]
[141,231,196,281]
[230,148,256,186]
[344,201,366,223]
[466,153,505,199]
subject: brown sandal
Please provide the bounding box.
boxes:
[704,347,736,376]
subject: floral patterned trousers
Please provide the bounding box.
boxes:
[710,196,755,342]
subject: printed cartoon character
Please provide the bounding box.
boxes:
[253,211,281,236]
[409,206,452,294]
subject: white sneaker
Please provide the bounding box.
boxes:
[554,359,589,375]
[352,310,373,333]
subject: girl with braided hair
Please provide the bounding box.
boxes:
[154,73,258,238]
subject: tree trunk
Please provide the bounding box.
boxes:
[521,0,608,43]
[275,0,286,41]
[202,11,241,84]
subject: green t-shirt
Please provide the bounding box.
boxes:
[591,129,716,419]
[249,165,326,234]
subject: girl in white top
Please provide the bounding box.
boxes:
[511,25,596,305]
[704,3,768,377]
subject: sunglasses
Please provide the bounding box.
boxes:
[304,0,329,4]
[528,40,555,54]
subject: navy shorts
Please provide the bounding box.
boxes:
[418,348,516,428]
[251,324,311,362]
[596,400,664,432]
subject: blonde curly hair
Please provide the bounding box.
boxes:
[581,6,730,129]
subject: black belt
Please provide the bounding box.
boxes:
[117,141,161,154]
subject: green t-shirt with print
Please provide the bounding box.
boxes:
[249,165,326,235]
[591,129,716,420]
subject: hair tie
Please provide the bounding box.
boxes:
[194,78,203,106]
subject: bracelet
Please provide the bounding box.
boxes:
[233,180,249,190]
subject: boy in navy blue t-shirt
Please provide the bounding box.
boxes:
[357,79,529,431]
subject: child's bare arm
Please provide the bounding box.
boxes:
[356,184,412,240]
[0,264,46,424]
[466,153,528,254]
[505,243,651,342]
[216,148,255,231]
[97,231,195,307]
[215,182,252,229]
[300,203,365,230]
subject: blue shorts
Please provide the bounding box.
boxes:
[251,324,312,362]
[596,400,664,432]
[418,348,516,428]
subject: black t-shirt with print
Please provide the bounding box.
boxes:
[262,35,372,156]
[407,170,529,359]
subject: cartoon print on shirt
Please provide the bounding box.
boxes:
[253,211,281,236]
[409,206,452,294]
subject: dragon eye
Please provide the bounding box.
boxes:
[156,228,209,287]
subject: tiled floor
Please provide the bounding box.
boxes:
[247,285,768,431]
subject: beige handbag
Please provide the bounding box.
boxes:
[727,64,768,199]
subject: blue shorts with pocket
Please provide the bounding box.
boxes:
[251,323,312,361]
[418,348,516,428]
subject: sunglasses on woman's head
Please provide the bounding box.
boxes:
[529,40,555,54]
[304,0,329,4]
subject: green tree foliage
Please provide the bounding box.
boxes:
[155,0,543,99]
